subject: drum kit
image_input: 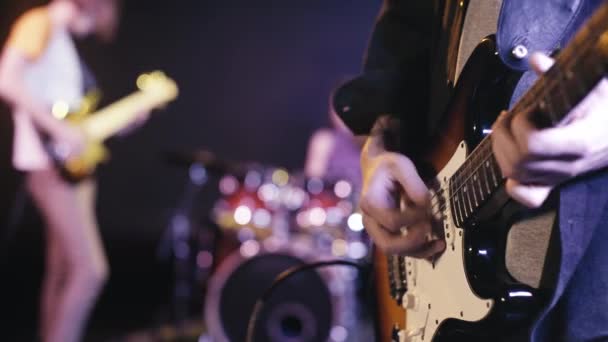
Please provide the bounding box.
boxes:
[164,150,374,342]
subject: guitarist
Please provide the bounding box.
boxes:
[0,1,140,341]
[334,0,608,341]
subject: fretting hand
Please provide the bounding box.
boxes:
[492,52,608,207]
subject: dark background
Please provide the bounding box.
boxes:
[0,0,378,340]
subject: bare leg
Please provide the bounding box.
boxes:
[27,168,109,342]
[40,227,67,340]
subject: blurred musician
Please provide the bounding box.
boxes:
[304,96,363,189]
[0,1,123,341]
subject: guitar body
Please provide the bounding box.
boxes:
[373,249,406,342]
[49,128,109,183]
[376,36,549,341]
[47,90,109,182]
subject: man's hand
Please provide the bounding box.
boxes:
[360,135,445,257]
[492,52,608,208]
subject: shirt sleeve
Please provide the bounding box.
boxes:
[5,7,52,60]
[333,0,434,135]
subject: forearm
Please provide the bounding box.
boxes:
[361,115,402,168]
[0,82,64,136]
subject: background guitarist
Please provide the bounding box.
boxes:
[0,1,147,341]
[333,0,608,340]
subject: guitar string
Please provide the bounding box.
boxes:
[403,140,492,214]
[446,148,502,212]
[426,140,495,212]
[448,141,498,201]
[421,145,503,226]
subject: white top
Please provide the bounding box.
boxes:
[12,22,84,171]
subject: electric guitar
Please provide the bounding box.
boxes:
[376,2,608,341]
[46,71,178,182]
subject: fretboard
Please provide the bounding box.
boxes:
[450,1,608,227]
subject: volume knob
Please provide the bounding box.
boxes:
[402,293,419,310]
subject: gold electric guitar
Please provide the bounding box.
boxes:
[47,71,178,182]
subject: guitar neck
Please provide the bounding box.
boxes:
[449,2,608,227]
[80,90,169,141]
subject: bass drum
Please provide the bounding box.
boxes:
[204,241,343,342]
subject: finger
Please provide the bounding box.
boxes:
[523,120,590,158]
[524,78,608,157]
[529,52,555,75]
[363,215,430,255]
[566,77,608,123]
[517,159,583,184]
[408,239,446,259]
[360,200,428,233]
[363,214,400,253]
[491,111,522,178]
[499,85,603,164]
[508,100,590,159]
[510,170,569,185]
[510,109,538,156]
[505,179,553,208]
[521,151,608,184]
[385,153,430,206]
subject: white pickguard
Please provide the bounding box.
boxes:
[399,141,493,342]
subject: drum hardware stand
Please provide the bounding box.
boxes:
[158,162,212,325]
